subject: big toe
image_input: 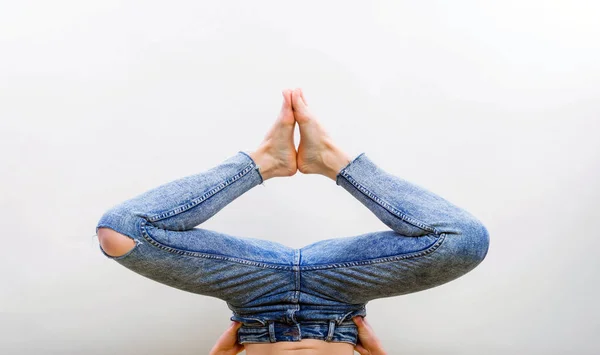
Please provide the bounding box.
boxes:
[292,89,307,110]
[281,89,293,111]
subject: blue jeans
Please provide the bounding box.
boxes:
[95,151,489,346]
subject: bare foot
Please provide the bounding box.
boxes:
[292,88,351,181]
[249,89,298,180]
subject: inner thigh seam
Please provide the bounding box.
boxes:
[339,171,439,235]
[139,218,293,270]
[299,233,447,271]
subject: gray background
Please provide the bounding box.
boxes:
[1,1,599,354]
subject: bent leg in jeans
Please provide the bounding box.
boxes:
[94,88,490,345]
[94,149,489,341]
[300,152,489,305]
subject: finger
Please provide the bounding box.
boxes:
[362,316,373,329]
[354,316,368,329]
[233,343,245,354]
[358,316,374,332]
[352,316,363,329]
[354,343,370,355]
[230,321,242,333]
[354,317,376,347]
[222,322,242,346]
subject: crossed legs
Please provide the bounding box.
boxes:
[98,88,351,258]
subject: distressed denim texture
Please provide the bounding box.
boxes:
[95,151,490,346]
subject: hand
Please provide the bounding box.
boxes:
[208,321,245,355]
[352,316,387,355]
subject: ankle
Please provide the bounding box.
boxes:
[248,146,278,181]
[321,145,351,181]
[248,144,297,181]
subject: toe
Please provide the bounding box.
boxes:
[299,88,308,105]
[292,89,305,109]
[282,89,292,108]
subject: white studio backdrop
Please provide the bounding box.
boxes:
[1,1,599,354]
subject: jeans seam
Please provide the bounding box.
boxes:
[339,170,439,235]
[138,218,293,270]
[238,150,265,184]
[238,338,357,346]
[146,161,256,223]
[300,232,447,270]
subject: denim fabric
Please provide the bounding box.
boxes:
[95,151,489,346]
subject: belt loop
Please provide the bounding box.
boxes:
[340,310,355,324]
[268,321,276,343]
[326,320,336,342]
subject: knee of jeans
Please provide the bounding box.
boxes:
[97,227,138,257]
[95,205,145,247]
[473,221,490,262]
[453,217,490,266]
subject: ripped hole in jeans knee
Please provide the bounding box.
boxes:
[97,227,138,259]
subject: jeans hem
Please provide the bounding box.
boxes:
[336,152,365,186]
[238,150,265,184]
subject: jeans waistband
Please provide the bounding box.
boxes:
[235,319,360,345]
